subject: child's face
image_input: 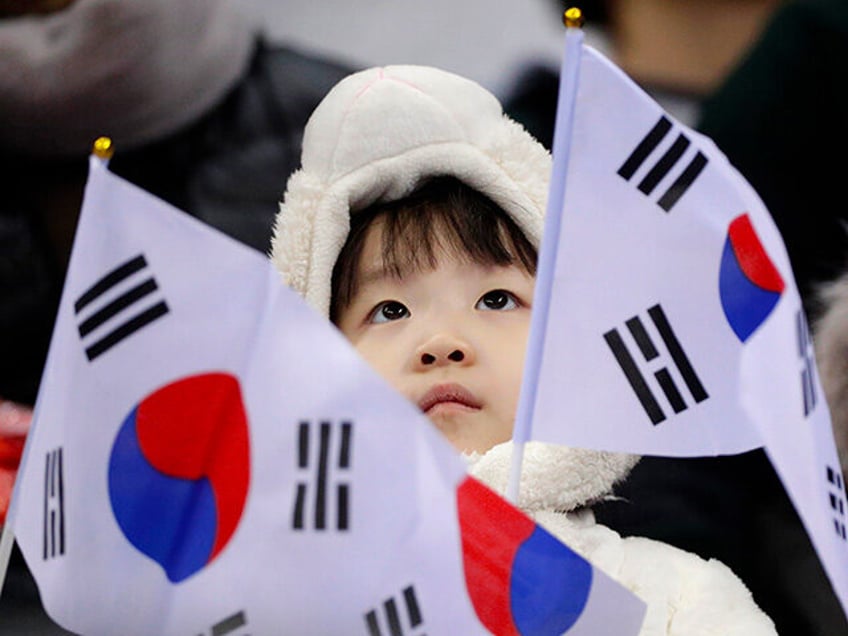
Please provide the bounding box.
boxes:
[336,218,535,453]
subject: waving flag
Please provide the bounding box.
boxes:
[5,156,644,635]
[514,31,848,620]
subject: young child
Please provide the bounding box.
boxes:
[271,65,777,635]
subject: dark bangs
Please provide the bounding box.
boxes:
[330,176,537,323]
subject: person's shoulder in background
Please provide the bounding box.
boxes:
[110,40,355,255]
[697,0,848,316]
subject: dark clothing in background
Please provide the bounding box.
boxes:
[697,0,848,321]
[0,41,351,406]
[687,3,848,628]
[593,451,848,635]
[0,40,352,634]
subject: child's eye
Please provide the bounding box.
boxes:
[369,300,410,324]
[476,289,519,311]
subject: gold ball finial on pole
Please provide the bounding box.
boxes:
[563,7,584,29]
[92,136,114,160]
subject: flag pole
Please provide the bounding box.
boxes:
[0,137,115,600]
[0,518,14,601]
[506,9,585,504]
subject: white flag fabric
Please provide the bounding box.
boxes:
[8,157,644,635]
[526,42,848,619]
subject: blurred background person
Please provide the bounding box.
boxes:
[698,0,848,319]
[0,0,352,631]
[502,0,784,145]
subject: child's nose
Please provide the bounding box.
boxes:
[415,333,475,369]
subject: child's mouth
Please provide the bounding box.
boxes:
[418,383,481,414]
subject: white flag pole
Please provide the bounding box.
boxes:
[0,520,14,600]
[507,10,585,504]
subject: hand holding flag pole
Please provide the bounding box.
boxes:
[507,8,585,503]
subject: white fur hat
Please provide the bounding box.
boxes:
[270,64,552,317]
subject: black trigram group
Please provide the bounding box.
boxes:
[74,253,169,361]
[43,447,65,560]
[827,465,847,541]
[797,309,818,417]
[292,420,353,531]
[196,610,248,636]
[617,115,708,212]
[604,303,709,425]
[365,585,425,636]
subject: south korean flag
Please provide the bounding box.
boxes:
[523,42,848,620]
[9,157,489,635]
[528,44,779,457]
[9,157,646,636]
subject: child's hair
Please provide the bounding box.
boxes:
[330,176,538,323]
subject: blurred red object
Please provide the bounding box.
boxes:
[0,399,32,526]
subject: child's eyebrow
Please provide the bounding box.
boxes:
[355,264,396,289]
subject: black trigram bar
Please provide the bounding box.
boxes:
[212,610,247,636]
[43,447,65,560]
[617,115,708,212]
[292,420,352,531]
[195,610,248,636]
[365,585,424,636]
[74,254,169,361]
[604,303,708,425]
[797,309,818,417]
[827,466,847,541]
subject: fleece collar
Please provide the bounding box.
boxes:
[466,440,639,512]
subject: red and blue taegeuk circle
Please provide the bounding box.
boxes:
[108,372,250,583]
[719,213,785,342]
